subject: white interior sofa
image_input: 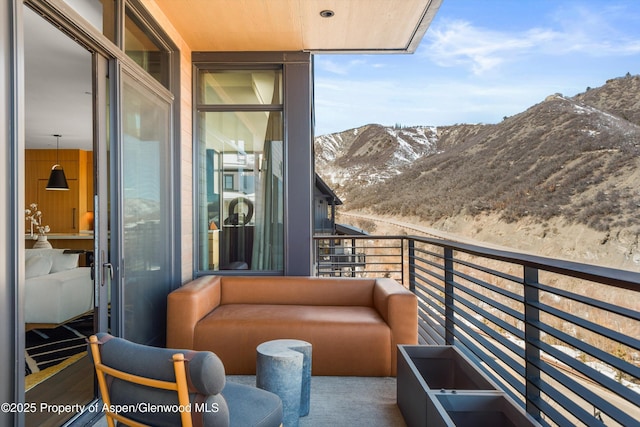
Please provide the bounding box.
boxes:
[25,248,93,325]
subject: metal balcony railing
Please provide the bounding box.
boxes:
[313,235,640,426]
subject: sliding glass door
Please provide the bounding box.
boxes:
[119,71,173,346]
[23,6,110,426]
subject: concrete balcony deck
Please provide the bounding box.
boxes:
[89,376,404,426]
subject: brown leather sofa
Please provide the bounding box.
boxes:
[167,275,418,376]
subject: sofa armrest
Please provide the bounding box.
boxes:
[373,278,418,375]
[167,276,222,349]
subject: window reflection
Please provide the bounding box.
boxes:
[200,111,284,271]
[62,0,116,43]
[200,70,283,105]
[125,7,169,88]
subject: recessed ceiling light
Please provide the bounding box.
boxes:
[320,10,334,18]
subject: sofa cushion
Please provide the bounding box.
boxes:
[220,276,376,307]
[194,304,392,376]
[25,255,52,278]
[50,250,79,273]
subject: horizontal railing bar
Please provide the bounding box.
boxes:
[452,288,524,340]
[411,255,445,272]
[404,235,640,292]
[452,255,523,285]
[418,309,445,332]
[453,333,526,398]
[413,245,445,260]
[534,380,604,426]
[532,356,634,426]
[329,263,401,268]
[534,282,640,322]
[415,287,445,313]
[534,339,640,408]
[452,308,526,378]
[532,301,640,352]
[452,279,525,322]
[418,294,445,319]
[532,319,640,381]
[452,301,526,360]
[419,311,446,338]
[412,263,445,284]
[319,244,404,249]
[412,276,439,292]
[316,232,639,292]
[419,319,445,341]
[532,399,564,427]
[314,235,405,241]
[412,273,445,296]
[418,317,445,345]
[454,269,524,303]
[322,254,402,259]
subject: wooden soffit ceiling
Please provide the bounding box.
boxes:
[153,0,443,53]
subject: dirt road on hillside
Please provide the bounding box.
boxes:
[338,211,540,254]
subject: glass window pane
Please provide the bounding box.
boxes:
[198,111,284,271]
[199,70,283,105]
[125,7,169,88]
[62,0,116,43]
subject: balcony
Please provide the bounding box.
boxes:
[314,234,640,426]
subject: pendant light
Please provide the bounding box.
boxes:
[46,134,69,191]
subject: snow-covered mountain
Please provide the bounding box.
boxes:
[314,124,439,192]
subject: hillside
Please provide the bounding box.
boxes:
[314,74,640,271]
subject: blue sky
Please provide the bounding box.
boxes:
[313,1,640,136]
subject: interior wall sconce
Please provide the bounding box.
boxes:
[46,134,69,191]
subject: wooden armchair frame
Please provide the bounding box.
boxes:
[88,334,193,427]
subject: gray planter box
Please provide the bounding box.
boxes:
[429,392,540,427]
[397,346,498,427]
[397,346,540,427]
[398,345,499,391]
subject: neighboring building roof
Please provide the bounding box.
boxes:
[335,223,368,236]
[315,174,342,206]
[153,0,443,53]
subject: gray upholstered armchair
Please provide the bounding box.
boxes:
[88,333,282,427]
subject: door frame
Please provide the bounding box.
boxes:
[8,0,181,424]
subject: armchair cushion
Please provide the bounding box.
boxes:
[93,332,226,395]
[90,333,283,427]
[223,382,284,427]
[90,333,230,426]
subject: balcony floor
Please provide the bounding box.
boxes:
[91,375,405,426]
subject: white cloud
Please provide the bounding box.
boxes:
[423,9,640,76]
[424,20,559,75]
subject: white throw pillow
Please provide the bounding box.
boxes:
[25,255,53,279]
[50,251,79,273]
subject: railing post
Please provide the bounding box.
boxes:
[407,238,414,291]
[444,247,454,345]
[524,266,542,422]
